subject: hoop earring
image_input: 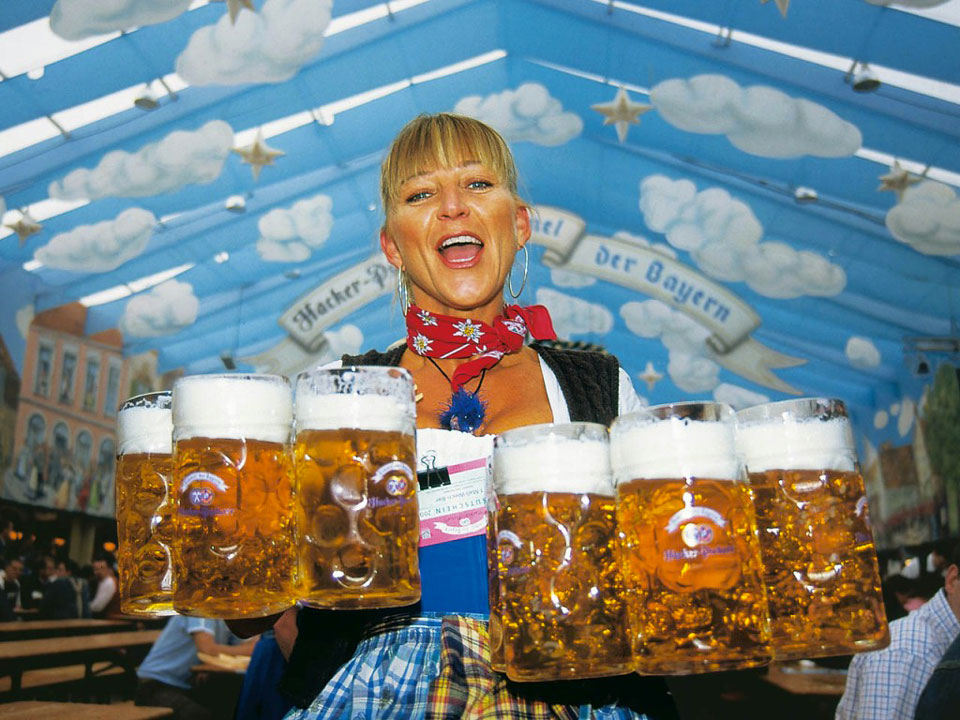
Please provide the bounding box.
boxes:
[397,267,410,314]
[508,245,528,299]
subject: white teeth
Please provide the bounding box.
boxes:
[439,235,481,249]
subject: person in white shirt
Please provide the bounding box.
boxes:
[836,542,960,720]
[89,554,118,616]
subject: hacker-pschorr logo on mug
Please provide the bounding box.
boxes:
[180,471,234,517]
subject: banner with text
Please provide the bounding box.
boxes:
[243,254,393,376]
[530,206,804,394]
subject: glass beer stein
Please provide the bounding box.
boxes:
[116,391,175,616]
[611,402,771,674]
[494,423,632,682]
[171,374,295,618]
[294,366,420,609]
[735,398,889,660]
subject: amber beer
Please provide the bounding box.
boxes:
[116,392,175,616]
[611,403,771,674]
[736,399,889,660]
[171,374,295,618]
[294,367,419,609]
[494,423,632,682]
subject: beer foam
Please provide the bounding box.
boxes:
[610,420,740,482]
[173,375,292,443]
[495,437,614,496]
[735,417,856,473]
[295,393,411,433]
[117,406,173,455]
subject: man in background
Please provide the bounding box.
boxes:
[135,615,256,720]
[89,552,120,617]
[0,554,23,612]
[21,554,57,610]
[836,542,960,720]
[40,558,90,619]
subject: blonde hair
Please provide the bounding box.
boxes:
[380,113,522,216]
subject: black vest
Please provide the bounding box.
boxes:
[281,344,622,707]
[341,343,621,424]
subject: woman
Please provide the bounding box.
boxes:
[274,113,674,719]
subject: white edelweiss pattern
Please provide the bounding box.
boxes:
[412,334,432,354]
[453,319,484,341]
[502,319,526,336]
[418,310,438,326]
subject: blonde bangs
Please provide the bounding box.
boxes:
[380,114,519,215]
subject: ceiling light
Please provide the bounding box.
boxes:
[794,186,818,203]
[133,85,159,110]
[225,195,247,212]
[134,77,179,110]
[846,61,881,93]
[214,251,230,263]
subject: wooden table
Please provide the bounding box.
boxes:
[0,629,161,694]
[763,661,848,696]
[0,619,133,641]
[0,701,172,719]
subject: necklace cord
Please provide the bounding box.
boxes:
[425,356,486,394]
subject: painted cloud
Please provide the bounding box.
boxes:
[454,83,583,146]
[549,269,596,288]
[713,383,769,410]
[16,304,34,339]
[176,0,333,85]
[886,181,960,256]
[846,336,881,369]
[898,397,916,437]
[650,74,861,158]
[121,280,199,338]
[50,0,191,40]
[49,121,234,201]
[34,208,155,272]
[257,194,334,262]
[536,288,613,338]
[639,175,846,298]
[620,299,719,392]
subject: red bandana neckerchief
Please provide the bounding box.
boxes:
[405,304,557,390]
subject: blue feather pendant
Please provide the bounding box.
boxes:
[439,387,487,434]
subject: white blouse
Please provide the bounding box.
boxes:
[326,355,644,472]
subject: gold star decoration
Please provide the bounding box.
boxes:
[212,0,255,24]
[590,86,653,144]
[878,161,922,201]
[232,128,284,182]
[761,0,791,17]
[5,210,42,246]
[638,361,664,392]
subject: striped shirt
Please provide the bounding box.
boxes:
[836,589,960,720]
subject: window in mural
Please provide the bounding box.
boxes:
[92,437,116,514]
[75,430,93,472]
[15,413,47,497]
[104,360,121,417]
[58,348,78,405]
[82,354,100,413]
[34,343,52,397]
[49,422,70,498]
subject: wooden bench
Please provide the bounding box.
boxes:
[0,629,161,698]
[1,700,173,719]
[0,619,133,642]
[0,662,125,692]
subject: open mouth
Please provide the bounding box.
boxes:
[438,235,483,265]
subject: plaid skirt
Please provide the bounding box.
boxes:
[284,614,664,720]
